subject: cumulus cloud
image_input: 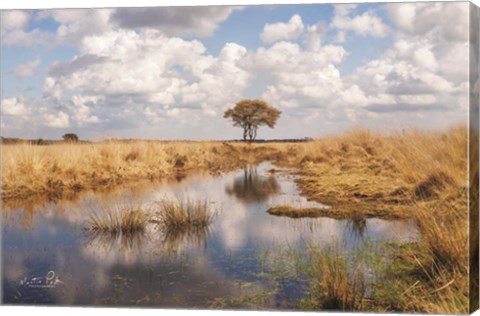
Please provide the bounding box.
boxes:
[386,2,469,42]
[303,22,326,51]
[1,3,470,138]
[0,10,54,47]
[1,10,30,32]
[244,41,347,113]
[42,29,250,127]
[1,28,54,47]
[331,4,390,38]
[2,97,28,116]
[111,6,239,37]
[43,111,70,128]
[12,57,41,78]
[71,95,101,126]
[38,9,114,45]
[350,35,468,113]
[260,14,305,44]
[3,7,238,48]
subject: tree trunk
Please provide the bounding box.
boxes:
[248,126,254,141]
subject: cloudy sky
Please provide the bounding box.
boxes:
[0,1,471,140]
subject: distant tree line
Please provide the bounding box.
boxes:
[1,133,82,145]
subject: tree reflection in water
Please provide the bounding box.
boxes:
[225,166,280,202]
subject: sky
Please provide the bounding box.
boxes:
[0,1,472,140]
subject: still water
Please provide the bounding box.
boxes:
[2,163,419,308]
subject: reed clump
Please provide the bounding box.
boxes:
[88,206,147,234]
[156,198,215,232]
[306,246,367,311]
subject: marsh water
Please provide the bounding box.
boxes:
[2,163,419,308]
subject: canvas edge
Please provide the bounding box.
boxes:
[469,1,480,314]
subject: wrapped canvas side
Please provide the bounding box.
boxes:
[470,2,480,313]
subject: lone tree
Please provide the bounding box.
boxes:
[62,133,79,142]
[224,99,281,141]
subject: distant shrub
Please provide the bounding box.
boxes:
[62,133,79,142]
[32,138,46,145]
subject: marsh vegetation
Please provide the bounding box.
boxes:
[87,205,148,234]
[1,125,472,313]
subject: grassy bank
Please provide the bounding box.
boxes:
[262,125,467,313]
[265,125,467,219]
[1,141,277,202]
[2,126,470,312]
[2,126,467,212]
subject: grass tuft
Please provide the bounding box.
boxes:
[267,205,328,218]
[156,198,215,232]
[305,245,368,311]
[88,206,147,234]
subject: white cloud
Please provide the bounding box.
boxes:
[350,35,467,112]
[326,2,468,119]
[2,97,28,115]
[1,10,54,47]
[43,111,70,128]
[12,57,41,78]
[304,22,326,51]
[386,3,416,33]
[1,4,470,139]
[111,6,239,37]
[42,30,250,126]
[386,2,469,42]
[331,4,390,38]
[71,95,100,126]
[47,9,113,45]
[260,14,305,44]
[244,41,347,112]
[3,7,239,48]
[1,28,54,47]
[1,10,30,32]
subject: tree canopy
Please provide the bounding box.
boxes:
[224,99,281,141]
[62,133,79,142]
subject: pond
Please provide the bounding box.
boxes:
[2,162,419,308]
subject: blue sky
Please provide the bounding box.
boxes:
[0,2,471,140]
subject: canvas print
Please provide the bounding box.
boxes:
[1,1,479,314]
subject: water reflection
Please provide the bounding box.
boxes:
[162,226,211,252]
[346,217,367,239]
[84,230,148,252]
[225,166,280,202]
[2,162,420,307]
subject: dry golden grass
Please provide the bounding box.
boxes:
[307,245,367,311]
[156,198,215,232]
[278,125,468,313]
[87,205,147,234]
[2,125,471,313]
[278,125,467,204]
[1,141,271,201]
[267,205,330,218]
